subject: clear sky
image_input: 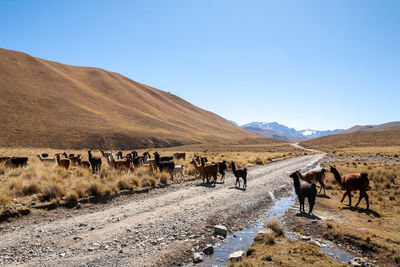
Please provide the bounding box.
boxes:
[1,0,399,130]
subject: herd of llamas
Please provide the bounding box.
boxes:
[0,150,370,212]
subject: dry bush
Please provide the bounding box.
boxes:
[65,191,79,203]
[117,178,131,190]
[156,171,170,184]
[266,219,285,237]
[22,180,40,196]
[0,192,10,207]
[141,176,157,187]
[86,181,107,196]
[40,182,66,201]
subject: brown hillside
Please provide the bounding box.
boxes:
[342,121,400,134]
[0,48,275,149]
[300,129,400,150]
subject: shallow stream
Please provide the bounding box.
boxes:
[198,162,358,266]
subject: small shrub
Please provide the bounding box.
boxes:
[265,233,275,245]
[22,181,40,196]
[254,157,265,165]
[157,171,170,184]
[0,192,11,207]
[131,175,140,188]
[86,181,106,196]
[117,178,131,190]
[66,192,79,203]
[266,220,284,236]
[40,182,66,201]
[327,222,333,229]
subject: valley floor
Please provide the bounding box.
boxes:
[0,154,322,266]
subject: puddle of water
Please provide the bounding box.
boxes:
[285,232,356,264]
[198,193,295,267]
[319,245,356,264]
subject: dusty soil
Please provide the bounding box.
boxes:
[0,154,322,266]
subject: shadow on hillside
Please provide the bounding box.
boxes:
[228,186,247,191]
[295,212,321,220]
[317,194,331,199]
[342,206,381,218]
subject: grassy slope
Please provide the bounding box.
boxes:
[0,48,274,149]
[300,129,400,151]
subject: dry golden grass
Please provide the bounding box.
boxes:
[325,146,400,159]
[300,129,400,151]
[315,157,400,265]
[266,219,285,237]
[0,145,305,209]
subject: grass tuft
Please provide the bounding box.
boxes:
[266,219,285,237]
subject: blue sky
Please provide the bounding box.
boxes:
[1,0,399,130]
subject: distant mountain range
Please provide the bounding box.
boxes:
[236,121,344,141]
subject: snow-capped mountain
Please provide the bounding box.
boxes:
[240,122,344,141]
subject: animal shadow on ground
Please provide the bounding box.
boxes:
[195,182,216,188]
[228,186,247,191]
[295,212,321,220]
[342,206,381,218]
[316,194,331,199]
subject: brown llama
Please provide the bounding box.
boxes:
[295,168,327,195]
[190,158,206,182]
[173,152,186,161]
[329,165,370,210]
[109,153,131,173]
[201,158,218,185]
[289,171,317,214]
[55,153,70,170]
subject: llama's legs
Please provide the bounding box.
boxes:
[340,191,348,202]
[355,190,364,207]
[356,190,369,210]
[364,191,369,210]
[308,196,315,214]
[347,190,352,207]
[319,181,326,195]
[244,178,247,189]
[299,197,305,212]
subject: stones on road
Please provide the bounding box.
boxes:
[213,225,227,238]
[202,244,214,255]
[228,250,244,262]
[192,252,203,263]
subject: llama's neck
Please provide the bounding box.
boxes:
[292,175,301,195]
[331,168,343,186]
[231,163,236,172]
[192,161,200,170]
[154,154,160,164]
[296,171,306,181]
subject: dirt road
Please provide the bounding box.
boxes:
[0,154,323,266]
